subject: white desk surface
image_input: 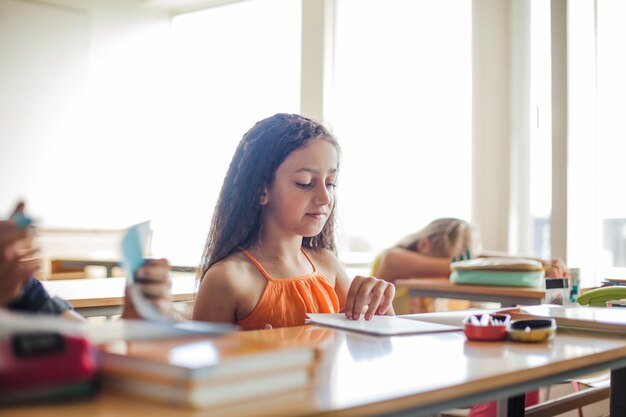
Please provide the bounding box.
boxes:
[3,324,626,417]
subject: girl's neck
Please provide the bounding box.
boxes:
[246,236,313,278]
[252,220,304,260]
[249,238,302,263]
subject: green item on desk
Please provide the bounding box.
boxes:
[450,257,545,287]
[577,286,626,307]
[450,270,545,287]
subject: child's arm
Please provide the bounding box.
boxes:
[374,248,452,281]
[192,265,239,324]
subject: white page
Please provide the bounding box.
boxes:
[401,308,503,327]
[306,313,461,336]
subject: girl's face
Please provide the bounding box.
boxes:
[262,139,338,238]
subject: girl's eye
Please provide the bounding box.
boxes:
[296,182,313,189]
[326,183,337,190]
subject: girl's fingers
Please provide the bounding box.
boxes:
[344,276,363,319]
[351,279,376,320]
[345,276,395,320]
[377,284,395,315]
[363,281,387,320]
[345,276,373,320]
[364,281,396,318]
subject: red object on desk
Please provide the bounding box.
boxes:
[463,314,509,341]
[0,333,98,402]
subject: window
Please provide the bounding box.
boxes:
[529,0,552,259]
[568,0,626,285]
[159,0,301,264]
[0,0,301,267]
[331,0,472,254]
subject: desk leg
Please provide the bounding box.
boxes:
[612,367,626,417]
[506,394,525,417]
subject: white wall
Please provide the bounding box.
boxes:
[0,0,173,226]
[0,0,195,262]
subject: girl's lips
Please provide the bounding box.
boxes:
[307,213,327,219]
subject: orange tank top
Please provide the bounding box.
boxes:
[236,248,340,331]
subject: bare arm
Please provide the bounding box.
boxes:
[374,248,451,281]
[192,266,239,324]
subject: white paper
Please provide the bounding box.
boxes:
[306,313,462,336]
[401,308,497,327]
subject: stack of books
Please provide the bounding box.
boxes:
[98,332,316,409]
[601,278,626,286]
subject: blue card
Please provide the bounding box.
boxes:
[121,221,151,285]
[121,221,168,322]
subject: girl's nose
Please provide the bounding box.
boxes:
[314,184,332,205]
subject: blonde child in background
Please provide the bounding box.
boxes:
[193,113,395,330]
[374,217,569,312]
[374,217,570,417]
[373,218,477,314]
[375,218,478,280]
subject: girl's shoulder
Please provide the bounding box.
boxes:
[201,251,260,292]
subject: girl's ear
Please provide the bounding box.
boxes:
[260,187,269,206]
[416,238,430,254]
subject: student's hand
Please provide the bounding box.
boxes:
[121,258,173,320]
[343,276,395,320]
[543,257,569,278]
[0,203,38,306]
[0,202,30,248]
[0,246,39,306]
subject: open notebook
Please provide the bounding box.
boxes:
[306,313,461,336]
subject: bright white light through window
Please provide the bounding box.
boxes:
[331,0,472,254]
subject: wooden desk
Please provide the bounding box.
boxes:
[397,278,546,306]
[41,273,197,318]
[49,258,197,278]
[3,324,626,417]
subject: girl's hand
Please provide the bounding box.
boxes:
[344,276,395,320]
[122,258,173,320]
